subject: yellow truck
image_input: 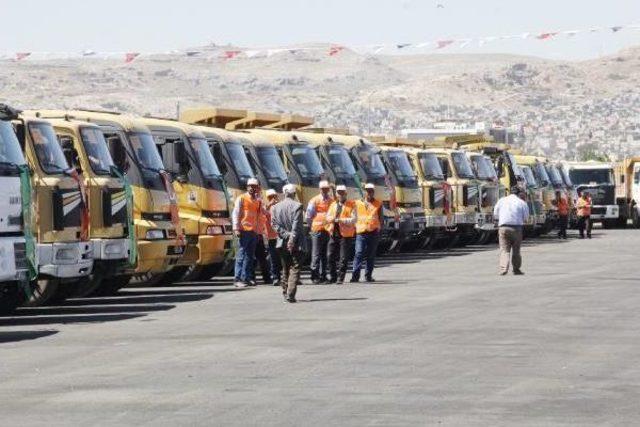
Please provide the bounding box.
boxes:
[15,114,93,304]
[138,117,232,282]
[51,110,186,293]
[614,157,640,227]
[26,113,132,297]
[465,151,500,243]
[515,155,556,232]
[513,155,548,233]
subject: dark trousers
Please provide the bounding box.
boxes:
[279,247,303,299]
[327,234,354,282]
[310,231,330,281]
[351,231,380,280]
[557,215,568,238]
[267,239,282,282]
[578,215,592,238]
[252,237,272,283]
[234,231,258,282]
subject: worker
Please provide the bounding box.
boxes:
[326,185,357,284]
[555,190,569,239]
[264,189,282,286]
[350,183,383,283]
[306,180,334,284]
[271,183,305,303]
[252,188,273,285]
[493,188,530,276]
[232,178,264,288]
[576,191,592,239]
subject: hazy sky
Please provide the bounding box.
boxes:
[1,0,639,59]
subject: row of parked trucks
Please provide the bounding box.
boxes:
[0,104,631,314]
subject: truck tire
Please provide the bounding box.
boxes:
[92,275,132,296]
[633,208,640,229]
[22,278,60,307]
[602,219,616,229]
[194,262,225,281]
[0,282,20,315]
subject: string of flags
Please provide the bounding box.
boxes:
[3,23,639,63]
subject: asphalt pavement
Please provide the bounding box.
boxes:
[1,229,639,426]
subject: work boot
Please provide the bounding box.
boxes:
[365,276,375,283]
[235,281,248,288]
[513,270,525,275]
[350,276,360,283]
[247,280,257,287]
[337,274,345,284]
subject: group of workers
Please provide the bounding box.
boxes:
[232,179,383,303]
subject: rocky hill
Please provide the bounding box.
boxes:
[2,44,640,159]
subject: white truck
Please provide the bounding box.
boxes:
[562,161,619,227]
[0,105,32,314]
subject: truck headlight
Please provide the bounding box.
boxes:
[55,247,77,261]
[145,229,165,240]
[104,242,124,255]
[206,225,224,235]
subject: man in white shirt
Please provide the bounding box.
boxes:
[493,188,530,276]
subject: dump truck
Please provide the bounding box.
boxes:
[557,162,578,227]
[26,113,132,297]
[138,117,231,282]
[465,151,499,243]
[0,105,34,313]
[519,164,545,235]
[544,160,575,226]
[614,157,640,228]
[15,114,93,304]
[562,161,619,227]
[513,155,556,232]
[52,110,186,293]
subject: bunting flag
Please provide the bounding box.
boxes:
[328,45,345,56]
[15,52,31,61]
[436,40,455,49]
[396,43,412,50]
[611,26,624,33]
[222,50,241,60]
[536,32,558,40]
[124,52,140,63]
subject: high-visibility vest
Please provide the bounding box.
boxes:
[557,197,569,216]
[309,194,334,232]
[261,206,278,240]
[356,198,382,234]
[576,196,592,217]
[239,193,261,232]
[325,200,356,238]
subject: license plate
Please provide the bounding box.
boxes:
[167,245,185,255]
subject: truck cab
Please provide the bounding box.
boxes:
[514,155,556,232]
[563,161,619,227]
[139,118,231,282]
[0,105,33,313]
[557,162,578,227]
[15,115,93,304]
[519,165,545,234]
[466,152,499,241]
[27,114,132,296]
[614,157,640,228]
[52,111,186,293]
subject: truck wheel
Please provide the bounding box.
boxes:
[0,282,20,315]
[632,209,640,229]
[46,279,87,305]
[22,278,60,307]
[93,275,132,296]
[195,263,224,281]
[162,266,189,284]
[602,220,615,229]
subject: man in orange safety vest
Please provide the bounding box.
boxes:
[326,184,357,284]
[350,183,384,283]
[306,180,334,284]
[232,178,265,287]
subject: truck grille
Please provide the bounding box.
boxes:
[591,207,606,216]
[13,241,28,270]
[464,185,479,207]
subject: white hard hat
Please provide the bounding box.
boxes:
[364,183,375,190]
[265,189,277,197]
[319,180,330,189]
[283,184,297,195]
[336,185,347,192]
[247,178,259,186]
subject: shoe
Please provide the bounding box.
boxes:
[247,280,257,287]
[235,281,248,288]
[587,235,592,239]
[365,277,375,283]
[286,297,297,303]
[328,278,337,284]
[273,280,281,287]
[513,270,524,275]
[499,271,508,276]
[349,277,359,283]
[263,279,273,285]
[311,279,322,285]
[337,276,345,284]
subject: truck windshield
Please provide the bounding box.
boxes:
[290,144,324,179]
[569,168,613,185]
[29,122,70,174]
[507,153,525,179]
[560,166,573,187]
[451,152,475,179]
[387,150,417,186]
[0,121,26,169]
[417,152,444,180]
[226,142,255,179]
[546,165,563,186]
[255,146,288,181]
[534,162,551,186]
[190,137,221,177]
[471,155,497,180]
[80,127,115,175]
[355,146,386,178]
[328,145,356,177]
[129,132,165,172]
[521,166,538,187]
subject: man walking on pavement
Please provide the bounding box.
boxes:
[555,190,569,239]
[493,188,530,276]
[264,189,282,286]
[306,180,334,284]
[271,184,305,303]
[576,190,592,239]
[326,185,357,284]
[351,183,383,283]
[232,178,265,288]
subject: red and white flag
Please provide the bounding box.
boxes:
[328,46,345,56]
[536,32,558,40]
[15,52,31,61]
[436,40,454,49]
[125,52,140,63]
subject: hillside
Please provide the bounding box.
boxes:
[2,44,640,159]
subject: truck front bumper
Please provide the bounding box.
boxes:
[454,212,477,226]
[92,238,130,261]
[178,234,228,267]
[590,205,619,220]
[37,241,93,279]
[0,236,29,282]
[136,239,184,274]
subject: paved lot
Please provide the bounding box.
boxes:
[1,229,640,426]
